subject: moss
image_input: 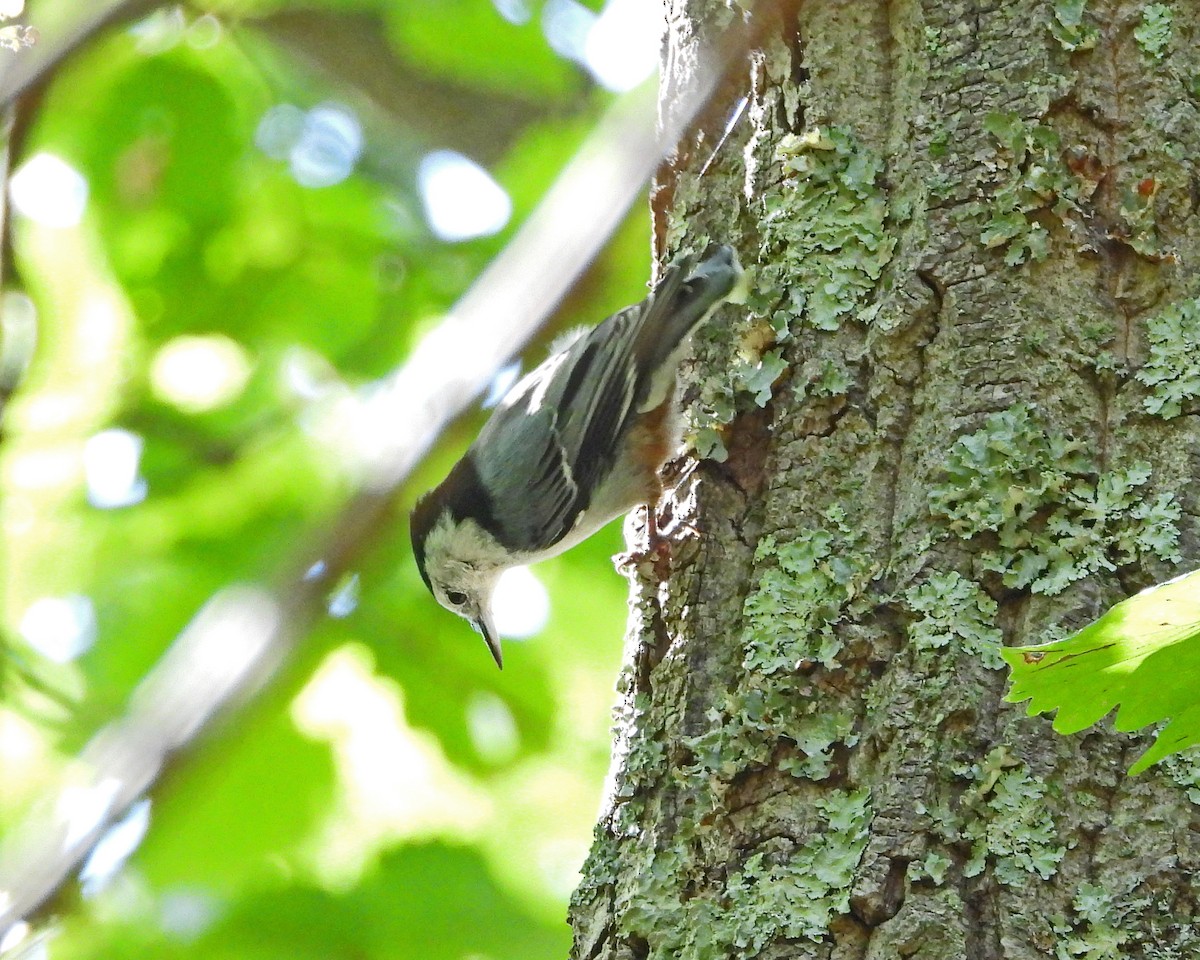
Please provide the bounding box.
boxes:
[1134,4,1173,59]
[1135,296,1200,419]
[961,763,1067,885]
[904,570,1005,669]
[928,405,1182,595]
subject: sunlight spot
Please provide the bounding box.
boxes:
[281,346,337,401]
[255,103,306,160]
[537,836,592,897]
[19,595,96,663]
[129,6,186,52]
[0,710,42,767]
[0,922,29,955]
[79,799,151,897]
[83,429,147,509]
[483,360,522,409]
[186,13,222,49]
[256,102,364,188]
[417,150,511,242]
[542,0,595,61]
[492,0,531,24]
[77,294,122,360]
[291,103,363,188]
[0,291,37,390]
[292,645,491,881]
[7,448,76,491]
[150,334,252,413]
[492,566,550,638]
[584,0,659,92]
[327,572,359,619]
[9,153,88,228]
[466,692,520,763]
[0,1,25,17]
[58,777,121,850]
[159,889,219,941]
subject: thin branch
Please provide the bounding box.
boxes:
[0,0,162,110]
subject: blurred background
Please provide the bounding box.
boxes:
[0,0,661,956]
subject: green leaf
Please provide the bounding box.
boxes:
[1003,569,1200,774]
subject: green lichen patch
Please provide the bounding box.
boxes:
[762,126,895,333]
[621,789,872,957]
[690,345,789,462]
[742,505,874,671]
[928,405,1182,595]
[687,689,858,785]
[1116,177,1164,257]
[962,765,1066,885]
[904,571,1005,669]
[1134,3,1173,59]
[689,125,895,461]
[795,356,854,402]
[1136,296,1200,419]
[725,789,872,946]
[978,113,1090,265]
[1051,882,1129,959]
[1160,748,1200,806]
[908,848,953,885]
[1050,0,1099,50]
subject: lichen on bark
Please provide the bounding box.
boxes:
[570,0,1200,957]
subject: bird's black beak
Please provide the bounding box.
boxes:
[473,616,503,670]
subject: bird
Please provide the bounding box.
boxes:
[410,244,744,668]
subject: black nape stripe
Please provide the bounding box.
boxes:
[448,453,500,535]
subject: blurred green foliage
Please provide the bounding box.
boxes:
[1,0,651,955]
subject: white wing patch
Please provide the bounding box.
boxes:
[500,350,570,415]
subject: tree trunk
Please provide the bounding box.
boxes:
[570,0,1200,957]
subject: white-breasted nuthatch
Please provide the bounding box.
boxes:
[410,244,744,668]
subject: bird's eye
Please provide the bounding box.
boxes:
[446,590,468,606]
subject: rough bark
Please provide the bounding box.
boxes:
[571,0,1200,957]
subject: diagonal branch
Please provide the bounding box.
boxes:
[0,0,162,109]
[0,16,752,928]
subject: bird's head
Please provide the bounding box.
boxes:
[411,495,506,668]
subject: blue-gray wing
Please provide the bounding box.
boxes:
[469,245,739,553]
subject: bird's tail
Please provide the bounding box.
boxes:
[636,243,743,368]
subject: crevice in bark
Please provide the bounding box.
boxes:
[777,0,807,132]
[961,875,1002,960]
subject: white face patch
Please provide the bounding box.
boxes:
[423,514,505,622]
